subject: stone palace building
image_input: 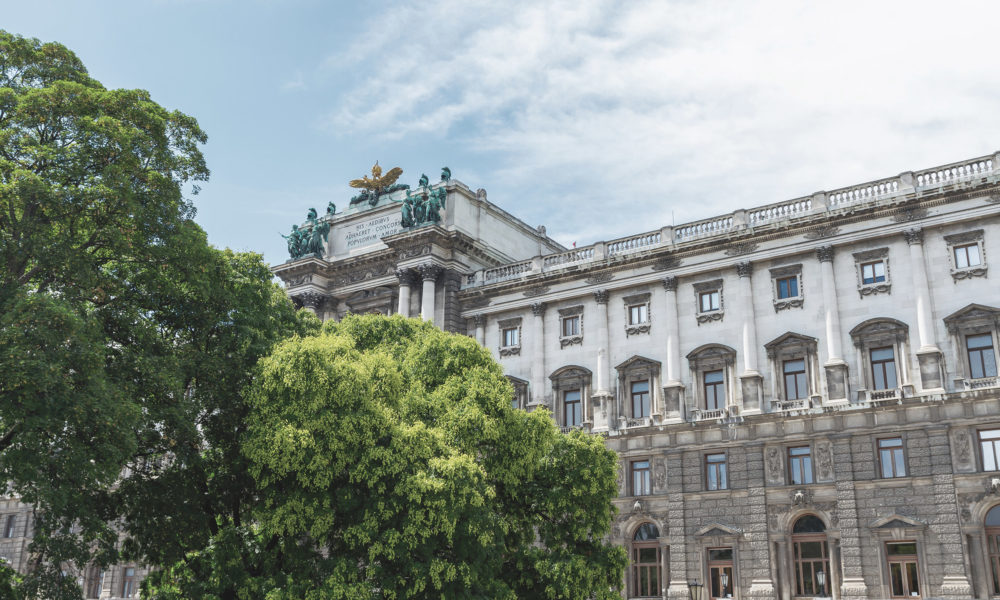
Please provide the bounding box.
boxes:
[273,152,1000,600]
[3,151,999,599]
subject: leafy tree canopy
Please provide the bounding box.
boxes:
[207,314,623,600]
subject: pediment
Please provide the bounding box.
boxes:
[943,303,1000,331]
[870,514,925,530]
[849,317,908,338]
[764,332,818,352]
[549,365,592,382]
[695,522,742,537]
[686,344,737,361]
[615,355,661,371]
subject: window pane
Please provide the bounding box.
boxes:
[894,451,907,477]
[887,542,917,555]
[871,347,894,361]
[889,562,904,596]
[704,370,723,384]
[906,562,920,594]
[956,245,970,268]
[967,244,982,266]
[799,540,824,559]
[708,548,733,561]
[631,380,649,394]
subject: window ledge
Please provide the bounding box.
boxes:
[773,296,804,312]
[951,265,988,281]
[626,323,651,337]
[498,345,521,357]
[696,311,724,325]
[858,282,891,298]
[559,334,583,348]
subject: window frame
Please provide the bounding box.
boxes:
[967,333,998,381]
[623,292,652,336]
[549,366,593,429]
[853,247,892,298]
[791,515,831,598]
[693,279,724,324]
[705,452,728,491]
[703,369,725,411]
[770,264,804,312]
[861,259,887,285]
[787,445,814,485]
[616,355,662,425]
[783,358,808,401]
[630,458,652,497]
[563,389,582,428]
[765,332,820,409]
[877,437,907,479]
[870,346,899,391]
[121,567,137,598]
[2,515,14,538]
[630,523,662,598]
[980,429,1000,472]
[497,316,522,358]
[686,344,736,419]
[944,229,988,282]
[884,541,921,599]
[943,304,1000,390]
[557,305,584,348]
[850,318,911,402]
[631,379,651,419]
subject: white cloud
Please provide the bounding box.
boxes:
[321,0,1000,246]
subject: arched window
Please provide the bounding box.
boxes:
[792,515,831,597]
[632,523,661,597]
[987,505,1000,595]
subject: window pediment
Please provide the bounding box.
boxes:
[870,514,926,530]
[765,332,818,358]
[687,344,737,369]
[616,355,661,375]
[850,318,909,347]
[549,365,592,390]
[695,522,742,537]
[943,303,1000,334]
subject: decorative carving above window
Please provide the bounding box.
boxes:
[623,292,652,336]
[498,316,522,357]
[558,305,584,348]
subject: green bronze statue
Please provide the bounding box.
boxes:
[440,166,451,182]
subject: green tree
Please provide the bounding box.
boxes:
[0,31,316,598]
[200,314,623,600]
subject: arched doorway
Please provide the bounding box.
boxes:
[791,514,831,598]
[631,522,661,598]
[987,505,1000,596]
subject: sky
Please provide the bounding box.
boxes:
[5,0,1000,266]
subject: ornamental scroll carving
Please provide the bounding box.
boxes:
[765,447,784,485]
[892,207,930,223]
[725,242,759,257]
[650,256,682,272]
[585,272,614,284]
[804,225,841,240]
[653,458,667,492]
[287,274,313,287]
[523,286,550,298]
[951,428,976,472]
[815,440,835,482]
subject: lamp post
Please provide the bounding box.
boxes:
[720,571,729,597]
[687,579,705,600]
[817,570,826,598]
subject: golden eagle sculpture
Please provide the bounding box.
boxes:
[349,162,408,207]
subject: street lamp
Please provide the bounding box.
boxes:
[816,570,826,597]
[687,579,705,600]
[720,571,729,597]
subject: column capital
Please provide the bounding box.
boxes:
[531,302,547,317]
[662,276,678,292]
[473,314,486,327]
[816,245,835,263]
[735,261,753,278]
[294,291,327,311]
[418,263,444,281]
[593,289,609,304]
[903,228,924,245]
[395,268,419,286]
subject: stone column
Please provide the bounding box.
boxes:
[591,290,614,431]
[817,246,849,402]
[665,450,691,600]
[744,443,777,598]
[530,302,547,407]
[473,314,486,346]
[736,262,762,413]
[903,228,944,390]
[395,268,417,317]
[833,436,867,600]
[662,277,684,421]
[418,264,442,324]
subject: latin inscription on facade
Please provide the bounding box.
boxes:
[339,214,402,253]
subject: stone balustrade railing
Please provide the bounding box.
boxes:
[463,152,1000,289]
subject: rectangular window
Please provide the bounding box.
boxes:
[502,327,519,347]
[708,548,735,599]
[955,243,982,269]
[700,290,720,312]
[563,390,582,427]
[631,459,651,496]
[783,358,807,400]
[981,429,1000,472]
[629,304,648,325]
[631,380,650,418]
[862,260,887,284]
[879,438,907,478]
[561,315,579,337]
[706,453,728,491]
[122,567,136,598]
[870,347,898,390]
[968,334,998,380]
[704,370,725,411]
[886,542,920,598]
[3,515,14,538]
[788,446,813,485]
[86,568,104,599]
[776,275,799,299]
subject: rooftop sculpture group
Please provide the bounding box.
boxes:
[281,204,333,259]
[281,164,453,260]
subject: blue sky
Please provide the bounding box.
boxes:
[5,0,1000,266]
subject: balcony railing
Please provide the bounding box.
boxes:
[775,398,811,412]
[965,376,999,391]
[869,388,902,403]
[462,151,1000,290]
